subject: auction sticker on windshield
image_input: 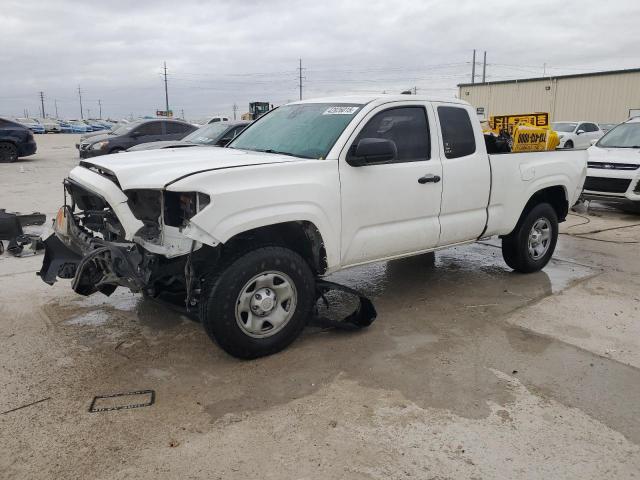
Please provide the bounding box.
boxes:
[323,106,360,115]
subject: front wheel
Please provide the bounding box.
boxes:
[502,203,558,273]
[564,140,574,149]
[0,142,18,163]
[200,246,315,359]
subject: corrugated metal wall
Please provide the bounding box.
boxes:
[459,71,640,123]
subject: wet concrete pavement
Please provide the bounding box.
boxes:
[1,135,640,479]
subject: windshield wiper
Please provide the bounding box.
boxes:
[260,149,313,159]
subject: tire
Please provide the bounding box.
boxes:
[564,140,574,149]
[200,246,315,359]
[502,203,558,273]
[0,142,18,163]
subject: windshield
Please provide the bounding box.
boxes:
[183,123,230,144]
[597,123,640,148]
[552,122,577,133]
[228,103,362,159]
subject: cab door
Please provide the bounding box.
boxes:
[433,103,491,246]
[339,103,443,266]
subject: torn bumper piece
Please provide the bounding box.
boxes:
[38,207,149,296]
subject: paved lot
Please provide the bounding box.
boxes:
[1,134,640,479]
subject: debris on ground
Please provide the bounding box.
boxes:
[0,209,46,257]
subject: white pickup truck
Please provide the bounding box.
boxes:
[40,95,587,358]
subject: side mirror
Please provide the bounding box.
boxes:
[347,138,397,166]
[576,129,585,135]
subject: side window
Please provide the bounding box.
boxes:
[350,107,430,163]
[228,126,244,138]
[136,122,162,135]
[587,123,599,132]
[577,123,589,133]
[166,122,192,134]
[437,106,476,159]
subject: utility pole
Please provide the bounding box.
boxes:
[413,86,417,95]
[87,108,91,118]
[471,49,476,84]
[232,103,238,120]
[78,85,84,119]
[39,91,45,118]
[163,61,170,113]
[543,62,547,76]
[298,58,303,101]
[482,51,487,83]
[54,100,59,119]
[98,99,102,119]
[181,108,185,119]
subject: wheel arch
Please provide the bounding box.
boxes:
[222,220,328,275]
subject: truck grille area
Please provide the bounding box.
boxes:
[584,177,632,194]
[588,161,640,171]
[65,179,125,240]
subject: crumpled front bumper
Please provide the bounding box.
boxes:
[38,206,150,296]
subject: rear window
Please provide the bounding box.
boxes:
[437,106,476,159]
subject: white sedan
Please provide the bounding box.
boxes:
[584,117,640,208]
[553,121,604,149]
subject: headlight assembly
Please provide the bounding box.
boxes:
[91,140,109,150]
[164,191,210,227]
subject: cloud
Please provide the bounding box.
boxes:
[1,0,638,119]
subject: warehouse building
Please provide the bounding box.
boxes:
[458,67,640,123]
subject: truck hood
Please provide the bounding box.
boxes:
[81,147,302,189]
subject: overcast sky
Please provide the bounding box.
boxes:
[2,0,639,120]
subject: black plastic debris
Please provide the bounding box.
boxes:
[0,209,46,257]
[312,279,377,330]
[89,390,155,413]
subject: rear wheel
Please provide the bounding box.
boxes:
[200,246,315,359]
[502,203,558,273]
[0,142,18,163]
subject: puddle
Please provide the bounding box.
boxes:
[65,310,110,326]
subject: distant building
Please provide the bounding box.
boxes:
[458,68,640,123]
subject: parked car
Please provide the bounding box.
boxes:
[37,118,63,133]
[127,121,249,152]
[552,121,604,149]
[14,118,45,134]
[207,115,230,124]
[40,95,587,359]
[77,118,197,158]
[584,117,640,209]
[0,117,37,162]
[67,120,91,133]
[598,123,619,133]
[57,121,73,133]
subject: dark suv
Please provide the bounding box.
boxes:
[0,117,37,162]
[77,119,197,158]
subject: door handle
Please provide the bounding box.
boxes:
[418,174,441,184]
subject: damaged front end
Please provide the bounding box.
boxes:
[39,178,215,299]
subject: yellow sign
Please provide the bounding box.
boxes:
[490,112,549,134]
[511,124,559,152]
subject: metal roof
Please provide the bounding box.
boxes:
[458,67,640,88]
